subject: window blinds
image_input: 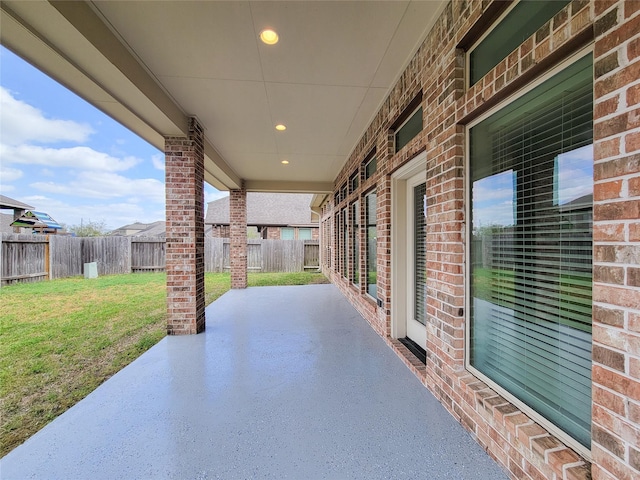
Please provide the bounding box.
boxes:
[470,54,593,448]
[414,183,427,325]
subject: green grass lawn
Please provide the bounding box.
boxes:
[0,271,327,456]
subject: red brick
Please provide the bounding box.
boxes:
[593,444,636,480]
[593,384,626,416]
[595,94,620,118]
[594,62,640,98]
[595,137,622,160]
[594,200,640,220]
[593,222,625,241]
[595,154,640,180]
[593,344,626,371]
[630,400,640,423]
[593,423,625,459]
[625,0,640,18]
[594,179,623,199]
[547,448,582,476]
[624,122,640,153]
[593,364,640,400]
[595,12,640,57]
[564,462,592,480]
[629,38,640,62]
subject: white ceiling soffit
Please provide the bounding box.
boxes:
[0,1,444,193]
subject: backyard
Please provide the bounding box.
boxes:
[0,271,328,456]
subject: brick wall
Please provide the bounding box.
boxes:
[592,1,640,478]
[164,117,205,335]
[321,1,640,479]
[209,225,230,238]
[229,186,247,289]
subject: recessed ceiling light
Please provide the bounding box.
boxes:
[260,29,279,45]
[275,124,286,131]
[281,160,289,165]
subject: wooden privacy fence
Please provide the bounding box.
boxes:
[1,234,320,285]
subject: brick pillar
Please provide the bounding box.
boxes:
[230,185,247,289]
[164,117,205,335]
[592,1,640,478]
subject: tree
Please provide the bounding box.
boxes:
[65,219,109,237]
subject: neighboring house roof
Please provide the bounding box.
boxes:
[0,194,34,211]
[109,221,159,236]
[109,220,213,237]
[11,211,62,230]
[132,221,166,237]
[205,193,316,226]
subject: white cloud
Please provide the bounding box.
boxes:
[31,171,165,203]
[204,188,228,204]
[473,200,515,229]
[0,87,93,145]
[0,165,23,182]
[1,144,141,171]
[0,185,15,193]
[152,153,165,171]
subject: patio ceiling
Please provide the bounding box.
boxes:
[0,1,444,194]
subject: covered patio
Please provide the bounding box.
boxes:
[1,284,507,479]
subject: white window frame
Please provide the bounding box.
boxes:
[464,46,593,460]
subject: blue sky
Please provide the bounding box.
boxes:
[472,144,593,230]
[0,46,226,231]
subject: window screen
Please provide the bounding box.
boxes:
[469,54,593,448]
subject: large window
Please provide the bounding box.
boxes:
[350,201,360,286]
[469,53,593,450]
[468,0,571,86]
[365,191,377,298]
[342,209,348,278]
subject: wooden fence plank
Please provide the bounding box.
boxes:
[1,234,47,285]
[81,237,131,275]
[131,237,165,272]
[50,235,82,279]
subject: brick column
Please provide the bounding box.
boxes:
[230,185,247,289]
[164,117,205,334]
[592,1,640,478]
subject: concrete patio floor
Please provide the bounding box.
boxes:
[2,284,508,480]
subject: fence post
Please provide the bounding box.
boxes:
[45,235,51,280]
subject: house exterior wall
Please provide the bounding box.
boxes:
[210,225,319,240]
[319,1,640,479]
[210,225,231,238]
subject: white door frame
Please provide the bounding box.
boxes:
[391,151,427,347]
